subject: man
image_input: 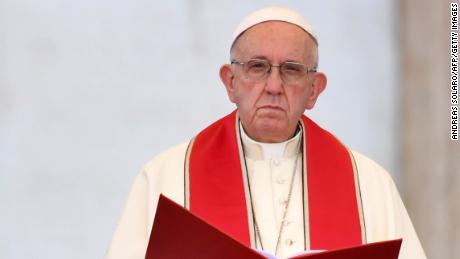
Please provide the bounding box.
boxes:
[106,7,426,259]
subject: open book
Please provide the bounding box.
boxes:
[145,194,402,259]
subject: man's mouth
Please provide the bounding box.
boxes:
[258,105,283,111]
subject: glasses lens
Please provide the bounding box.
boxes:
[244,60,270,80]
[280,62,307,83]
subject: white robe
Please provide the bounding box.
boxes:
[106,133,427,259]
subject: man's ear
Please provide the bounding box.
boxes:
[219,64,237,103]
[305,72,327,110]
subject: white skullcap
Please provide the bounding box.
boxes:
[231,6,318,49]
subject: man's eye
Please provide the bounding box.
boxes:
[249,62,266,69]
[283,63,302,73]
[246,62,268,74]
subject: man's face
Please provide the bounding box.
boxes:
[220,21,327,143]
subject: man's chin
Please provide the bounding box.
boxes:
[255,115,284,126]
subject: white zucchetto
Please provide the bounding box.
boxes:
[231,6,318,48]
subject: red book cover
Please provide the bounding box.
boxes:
[145,195,402,259]
[145,195,265,259]
[290,239,402,259]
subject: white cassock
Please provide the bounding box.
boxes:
[106,125,427,259]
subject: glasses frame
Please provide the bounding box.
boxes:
[230,58,317,84]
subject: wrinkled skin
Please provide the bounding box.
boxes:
[220,21,327,143]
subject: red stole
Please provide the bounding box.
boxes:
[185,110,364,250]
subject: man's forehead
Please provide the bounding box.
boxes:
[232,21,316,61]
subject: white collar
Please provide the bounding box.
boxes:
[239,122,302,160]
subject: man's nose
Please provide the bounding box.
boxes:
[264,66,284,94]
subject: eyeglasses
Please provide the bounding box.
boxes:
[231,59,317,84]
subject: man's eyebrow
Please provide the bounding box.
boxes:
[284,59,302,63]
[249,55,304,63]
[249,55,269,60]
